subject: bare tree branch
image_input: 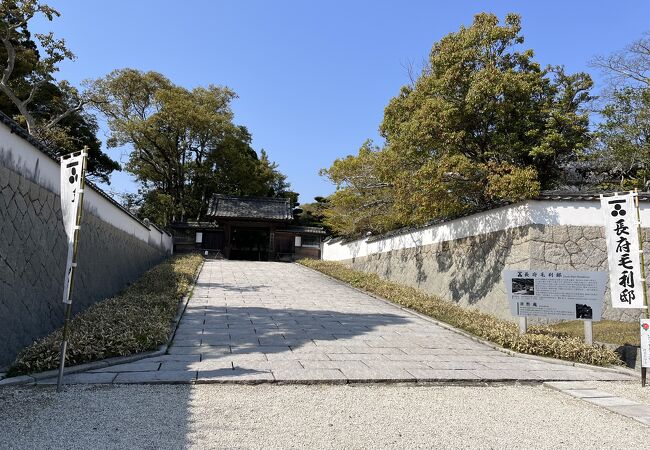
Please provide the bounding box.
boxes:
[591,33,650,88]
[44,98,85,128]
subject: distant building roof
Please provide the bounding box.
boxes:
[206,194,294,221]
[277,226,327,235]
[170,221,219,229]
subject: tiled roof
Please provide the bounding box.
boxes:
[170,221,219,229]
[331,190,650,244]
[536,190,650,202]
[206,194,293,221]
[277,226,327,235]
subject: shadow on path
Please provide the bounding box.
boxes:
[169,305,413,377]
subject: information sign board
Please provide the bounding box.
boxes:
[504,270,606,320]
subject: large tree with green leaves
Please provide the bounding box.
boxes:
[88,68,291,225]
[296,196,333,234]
[321,140,401,235]
[322,13,593,236]
[0,0,119,182]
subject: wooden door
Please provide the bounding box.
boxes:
[202,231,224,251]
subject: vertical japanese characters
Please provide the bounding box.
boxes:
[601,193,645,309]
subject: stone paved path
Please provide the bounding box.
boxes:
[48,261,635,384]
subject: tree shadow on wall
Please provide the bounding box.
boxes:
[397,235,428,285]
[368,230,428,285]
[433,206,559,305]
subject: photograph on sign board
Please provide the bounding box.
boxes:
[512,278,534,295]
[575,304,593,319]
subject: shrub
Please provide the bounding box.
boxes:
[8,254,203,376]
[298,259,622,366]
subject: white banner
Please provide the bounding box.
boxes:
[601,193,646,309]
[641,319,650,368]
[60,151,86,304]
[504,270,606,320]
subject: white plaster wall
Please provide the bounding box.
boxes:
[0,121,172,253]
[323,199,650,261]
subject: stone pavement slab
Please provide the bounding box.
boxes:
[583,397,639,407]
[90,362,161,373]
[563,389,618,398]
[542,381,650,426]
[59,260,637,385]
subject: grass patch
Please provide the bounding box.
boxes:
[298,259,622,367]
[8,254,203,376]
[546,320,640,347]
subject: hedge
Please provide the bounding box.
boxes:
[8,254,203,376]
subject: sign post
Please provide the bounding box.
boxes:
[634,189,650,387]
[56,149,87,392]
[518,316,527,336]
[583,320,593,345]
[641,319,650,387]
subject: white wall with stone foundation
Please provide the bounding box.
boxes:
[323,199,649,323]
[0,116,173,367]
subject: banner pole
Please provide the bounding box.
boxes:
[56,149,87,392]
[56,230,80,391]
[56,299,73,391]
[633,188,648,387]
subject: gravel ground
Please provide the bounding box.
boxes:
[0,383,646,449]
[589,380,650,405]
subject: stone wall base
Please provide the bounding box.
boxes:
[340,224,646,323]
[0,163,166,367]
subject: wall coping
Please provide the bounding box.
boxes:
[0,110,170,237]
[322,198,650,261]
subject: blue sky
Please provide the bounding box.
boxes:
[34,0,650,203]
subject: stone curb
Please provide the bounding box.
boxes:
[165,258,205,349]
[295,263,639,379]
[0,258,205,388]
[543,381,650,427]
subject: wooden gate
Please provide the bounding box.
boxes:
[202,230,224,251]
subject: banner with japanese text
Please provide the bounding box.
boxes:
[60,151,86,304]
[601,192,645,309]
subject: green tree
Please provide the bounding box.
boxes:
[252,149,291,197]
[591,88,650,189]
[296,196,332,234]
[321,140,400,236]
[322,13,593,236]
[88,68,291,224]
[0,0,119,182]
